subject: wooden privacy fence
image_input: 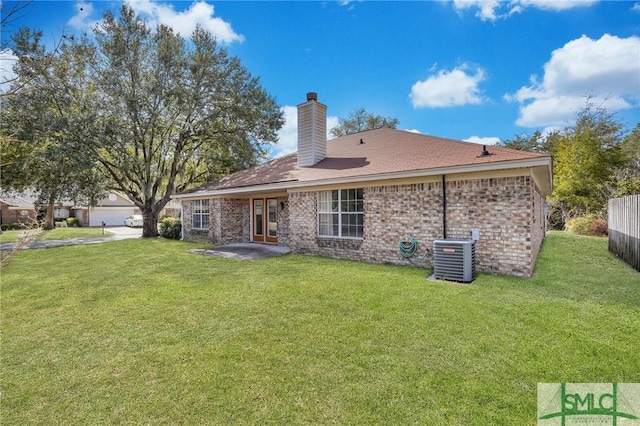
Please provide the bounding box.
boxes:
[608,194,640,272]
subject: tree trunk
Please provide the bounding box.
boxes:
[141,208,159,238]
[43,196,55,230]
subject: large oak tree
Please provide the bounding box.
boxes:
[2,5,284,236]
[90,6,283,237]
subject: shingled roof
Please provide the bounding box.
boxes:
[178,127,551,196]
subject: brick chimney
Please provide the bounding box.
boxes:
[297,92,327,167]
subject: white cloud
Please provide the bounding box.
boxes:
[67,0,242,43]
[633,3,640,12]
[338,0,359,10]
[0,49,18,93]
[272,106,339,158]
[463,135,501,145]
[517,0,598,11]
[410,64,485,108]
[68,1,98,30]
[541,126,562,137]
[404,129,423,134]
[508,34,640,127]
[123,0,244,43]
[273,106,299,158]
[452,0,501,21]
[327,116,339,139]
[451,0,597,21]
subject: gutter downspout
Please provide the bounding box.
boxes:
[179,201,184,241]
[442,174,447,239]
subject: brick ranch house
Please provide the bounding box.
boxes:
[173,93,553,277]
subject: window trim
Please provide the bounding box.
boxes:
[317,188,364,240]
[191,199,210,230]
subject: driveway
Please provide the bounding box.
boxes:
[105,226,143,238]
[0,226,142,252]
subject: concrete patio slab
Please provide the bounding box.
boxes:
[188,243,290,261]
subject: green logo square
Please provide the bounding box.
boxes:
[538,383,640,425]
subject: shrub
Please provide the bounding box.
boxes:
[564,215,608,237]
[565,215,597,235]
[159,217,182,240]
[66,218,79,227]
[0,223,31,231]
[588,219,608,237]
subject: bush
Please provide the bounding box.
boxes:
[1,223,32,231]
[66,218,79,227]
[589,219,608,237]
[565,215,608,236]
[159,217,182,240]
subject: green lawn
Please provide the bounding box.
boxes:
[1,232,638,425]
[36,227,115,240]
[0,230,22,244]
[0,227,114,244]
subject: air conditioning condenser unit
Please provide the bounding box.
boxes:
[433,239,476,283]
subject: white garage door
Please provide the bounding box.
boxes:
[89,207,136,227]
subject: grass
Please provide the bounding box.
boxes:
[1,231,638,425]
[0,230,22,244]
[36,227,115,240]
[0,227,114,244]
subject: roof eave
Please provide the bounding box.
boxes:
[172,157,552,199]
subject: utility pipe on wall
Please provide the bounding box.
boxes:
[179,201,184,241]
[442,174,447,239]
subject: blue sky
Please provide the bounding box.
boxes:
[1,0,639,158]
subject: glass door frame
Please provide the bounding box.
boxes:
[252,198,278,243]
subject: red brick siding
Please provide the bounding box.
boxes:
[0,203,37,225]
[530,180,546,273]
[182,198,250,245]
[181,175,545,277]
[182,199,211,243]
[217,198,250,244]
[446,176,537,277]
[276,196,290,247]
[288,183,443,264]
[288,191,317,254]
[288,176,543,277]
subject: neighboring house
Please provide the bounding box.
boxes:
[1,190,180,227]
[74,193,180,226]
[0,190,76,225]
[173,93,553,277]
[0,191,40,225]
[73,192,139,226]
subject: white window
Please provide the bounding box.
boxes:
[191,200,210,230]
[318,188,363,239]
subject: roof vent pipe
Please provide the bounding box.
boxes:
[480,145,490,157]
